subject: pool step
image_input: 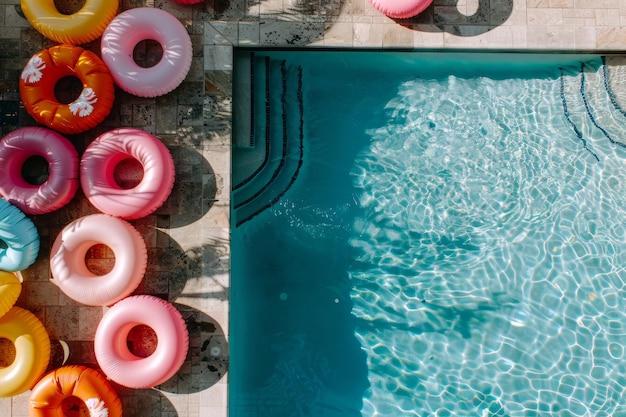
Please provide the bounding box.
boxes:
[559,60,626,159]
[580,61,626,151]
[232,54,272,187]
[559,66,599,160]
[232,57,305,227]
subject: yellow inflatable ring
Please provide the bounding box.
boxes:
[0,307,51,398]
[20,0,119,45]
[0,272,21,319]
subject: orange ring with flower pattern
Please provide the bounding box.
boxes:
[29,365,122,417]
[19,45,115,135]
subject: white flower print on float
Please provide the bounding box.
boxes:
[21,56,46,84]
[69,88,98,117]
[85,397,109,417]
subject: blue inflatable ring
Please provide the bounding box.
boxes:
[0,199,39,272]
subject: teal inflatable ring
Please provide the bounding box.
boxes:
[0,199,39,272]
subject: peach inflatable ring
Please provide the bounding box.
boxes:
[50,214,147,306]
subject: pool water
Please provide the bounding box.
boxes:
[231,51,626,416]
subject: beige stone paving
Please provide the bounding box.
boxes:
[1,0,626,416]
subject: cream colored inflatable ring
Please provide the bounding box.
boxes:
[80,128,175,220]
[20,0,119,44]
[0,306,51,398]
[369,0,432,18]
[95,295,189,389]
[101,8,193,98]
[0,127,78,215]
[29,365,123,417]
[49,214,147,306]
[0,272,21,319]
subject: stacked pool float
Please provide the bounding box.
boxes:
[0,0,198,413]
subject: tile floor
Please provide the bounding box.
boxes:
[1,0,626,416]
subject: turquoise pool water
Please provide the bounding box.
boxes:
[231,51,626,416]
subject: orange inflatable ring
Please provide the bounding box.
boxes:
[20,45,115,135]
[0,272,21,319]
[95,295,189,389]
[20,0,119,44]
[50,214,147,306]
[29,365,122,417]
[0,306,51,398]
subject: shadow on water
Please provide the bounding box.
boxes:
[231,205,370,416]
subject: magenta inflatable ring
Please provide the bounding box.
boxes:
[80,128,175,220]
[0,127,78,215]
[95,295,189,389]
[50,214,147,306]
[369,0,432,18]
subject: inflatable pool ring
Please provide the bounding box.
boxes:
[20,45,115,135]
[80,128,176,220]
[0,272,21,319]
[50,214,147,306]
[0,127,78,215]
[20,0,119,44]
[0,306,51,398]
[172,0,204,3]
[101,8,193,97]
[0,199,39,272]
[29,365,123,417]
[95,295,189,388]
[369,0,432,18]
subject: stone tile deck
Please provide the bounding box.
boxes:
[1,0,626,416]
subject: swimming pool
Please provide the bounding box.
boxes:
[231,50,626,416]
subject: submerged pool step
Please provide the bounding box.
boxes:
[232,56,272,188]
[557,60,626,160]
[233,58,305,227]
[580,62,626,152]
[559,66,598,159]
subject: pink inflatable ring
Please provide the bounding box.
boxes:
[95,295,189,389]
[50,214,147,306]
[80,128,175,220]
[101,8,193,98]
[369,0,432,18]
[0,127,78,215]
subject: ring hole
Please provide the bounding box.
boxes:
[54,76,83,105]
[0,338,16,367]
[133,39,164,69]
[85,244,115,276]
[22,156,50,186]
[61,396,88,417]
[114,158,144,189]
[460,0,479,16]
[127,325,158,358]
[0,240,8,251]
[54,0,86,14]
